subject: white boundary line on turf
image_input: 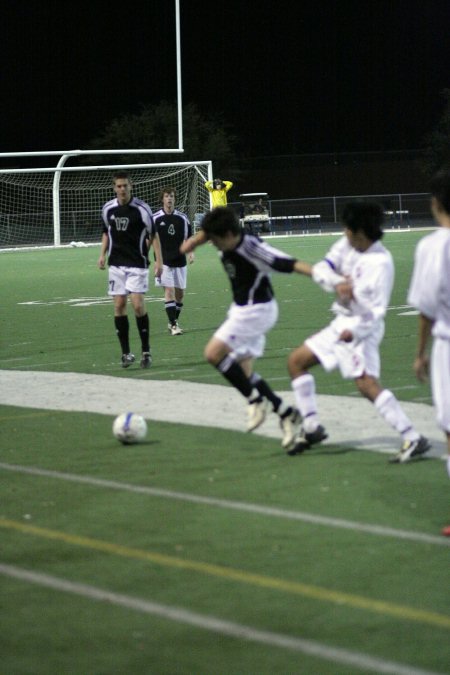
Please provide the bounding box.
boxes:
[0,371,445,458]
[0,463,448,547]
[0,563,440,675]
[0,227,435,253]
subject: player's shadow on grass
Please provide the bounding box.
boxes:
[266,443,350,458]
[117,439,161,449]
[293,445,435,463]
[156,325,220,337]
[270,444,361,459]
[314,444,358,456]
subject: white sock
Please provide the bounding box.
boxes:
[292,373,319,433]
[374,389,419,442]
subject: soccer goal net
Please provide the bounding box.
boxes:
[0,160,212,249]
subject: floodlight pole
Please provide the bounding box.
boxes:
[175,0,183,151]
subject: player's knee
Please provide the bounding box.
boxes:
[114,298,127,314]
[204,342,217,364]
[204,339,228,366]
[288,348,306,376]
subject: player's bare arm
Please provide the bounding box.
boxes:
[150,233,163,278]
[98,233,109,270]
[413,313,433,382]
[180,230,208,254]
[293,260,312,276]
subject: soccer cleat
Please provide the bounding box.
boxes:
[287,424,328,456]
[442,526,450,537]
[279,407,302,449]
[140,352,152,369]
[388,435,431,463]
[170,322,183,336]
[167,322,173,333]
[121,353,135,368]
[246,398,268,432]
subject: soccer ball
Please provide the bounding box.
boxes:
[112,412,147,445]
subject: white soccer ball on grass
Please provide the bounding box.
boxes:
[112,412,147,445]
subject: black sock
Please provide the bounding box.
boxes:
[165,302,177,326]
[136,313,150,352]
[216,355,254,398]
[114,315,130,354]
[250,373,283,411]
[176,302,183,320]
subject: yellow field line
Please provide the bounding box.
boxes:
[1,517,449,630]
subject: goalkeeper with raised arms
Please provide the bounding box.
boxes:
[204,177,233,207]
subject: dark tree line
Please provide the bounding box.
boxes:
[81,92,450,187]
[422,88,450,179]
[84,100,237,177]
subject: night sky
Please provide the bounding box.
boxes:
[2,0,449,157]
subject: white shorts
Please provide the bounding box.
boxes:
[108,266,148,296]
[214,299,279,360]
[155,265,187,290]
[306,318,384,379]
[431,338,450,432]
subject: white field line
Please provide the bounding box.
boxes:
[0,563,441,675]
[1,463,448,547]
[0,370,446,457]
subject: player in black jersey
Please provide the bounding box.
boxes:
[180,206,313,449]
[153,186,194,335]
[98,172,163,369]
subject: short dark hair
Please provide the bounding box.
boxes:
[112,171,131,183]
[342,202,384,241]
[430,169,450,214]
[159,186,177,202]
[201,207,240,237]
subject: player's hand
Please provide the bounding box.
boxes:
[413,354,429,383]
[335,280,353,302]
[339,329,353,343]
[98,256,106,270]
[188,253,195,264]
[154,263,163,279]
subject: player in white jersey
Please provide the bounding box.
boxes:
[180,206,312,448]
[407,169,450,536]
[286,201,430,462]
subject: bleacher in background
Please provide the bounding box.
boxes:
[229,192,433,235]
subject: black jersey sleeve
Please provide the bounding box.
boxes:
[270,257,297,273]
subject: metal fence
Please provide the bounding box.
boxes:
[229,192,434,235]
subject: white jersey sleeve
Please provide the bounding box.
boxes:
[311,236,349,291]
[348,245,394,341]
[408,229,443,319]
[328,240,393,343]
[408,228,450,339]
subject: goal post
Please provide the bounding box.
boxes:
[0,160,213,249]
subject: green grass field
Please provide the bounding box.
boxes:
[1,232,449,675]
